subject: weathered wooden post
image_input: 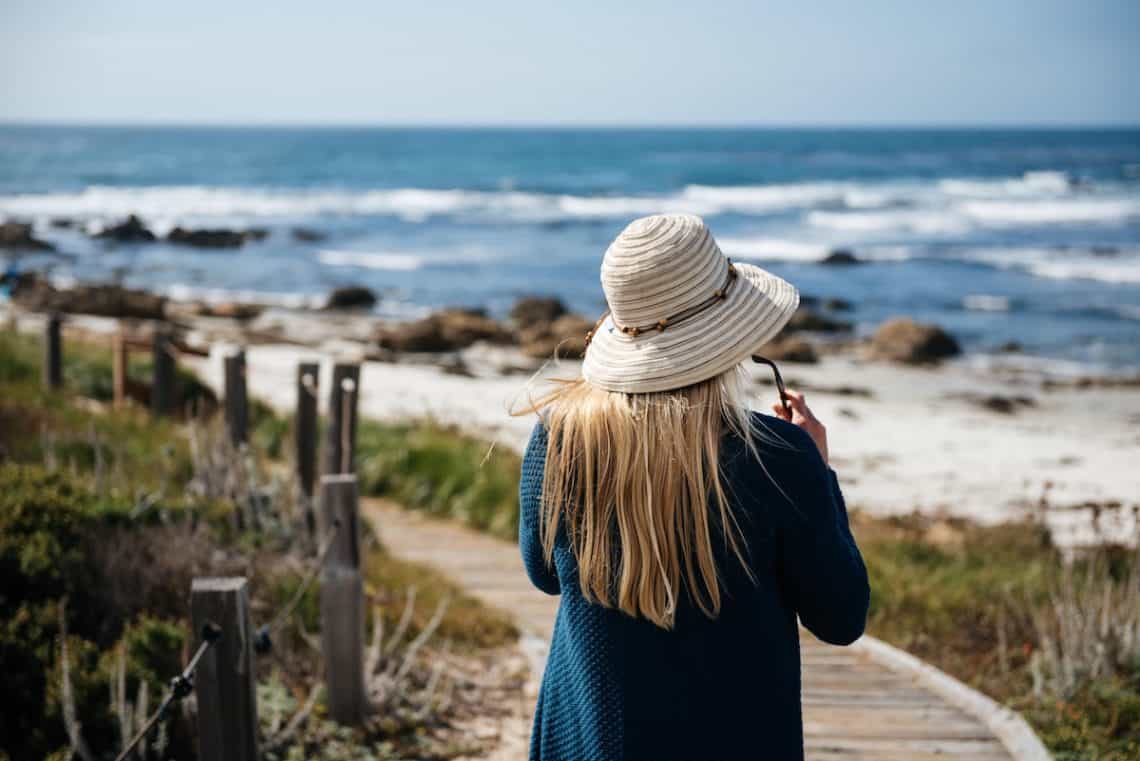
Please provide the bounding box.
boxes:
[224,349,249,447]
[296,362,320,545]
[319,473,367,724]
[112,326,128,409]
[322,362,360,476]
[43,313,62,390]
[151,330,176,417]
[320,474,361,568]
[190,577,258,761]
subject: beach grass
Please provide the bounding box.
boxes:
[356,418,522,541]
[0,328,519,761]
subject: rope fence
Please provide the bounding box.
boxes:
[112,622,222,761]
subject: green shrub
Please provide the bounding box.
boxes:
[356,420,521,540]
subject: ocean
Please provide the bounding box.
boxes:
[1,125,1138,371]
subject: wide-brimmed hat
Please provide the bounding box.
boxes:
[582,214,799,393]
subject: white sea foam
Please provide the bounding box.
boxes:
[717,237,830,261]
[959,198,1140,226]
[939,170,1071,198]
[959,247,1140,284]
[962,294,1012,312]
[318,250,424,271]
[807,208,972,236]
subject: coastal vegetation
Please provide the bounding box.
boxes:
[0,329,518,761]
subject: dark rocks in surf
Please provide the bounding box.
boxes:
[519,314,593,360]
[11,272,166,319]
[167,226,269,248]
[869,317,961,364]
[802,294,854,312]
[291,227,327,242]
[376,308,514,352]
[510,296,569,325]
[820,249,862,266]
[93,215,157,243]
[0,221,54,251]
[757,337,818,364]
[324,286,378,310]
[783,306,853,334]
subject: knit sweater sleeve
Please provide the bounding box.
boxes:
[519,422,560,595]
[772,425,870,646]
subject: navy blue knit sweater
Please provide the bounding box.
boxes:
[519,412,869,761]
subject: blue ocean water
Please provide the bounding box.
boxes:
[1,126,1138,370]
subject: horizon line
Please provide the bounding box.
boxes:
[2,119,1139,131]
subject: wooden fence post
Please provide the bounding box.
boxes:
[112,326,127,409]
[151,330,176,417]
[296,362,320,545]
[319,474,361,569]
[319,473,366,724]
[190,577,259,761]
[43,313,62,390]
[321,362,360,476]
[320,565,367,724]
[224,350,248,447]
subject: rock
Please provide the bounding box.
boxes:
[820,249,861,266]
[11,274,165,319]
[510,296,568,325]
[50,218,77,229]
[952,393,1036,415]
[166,226,267,248]
[997,341,1023,353]
[823,297,853,311]
[757,337,818,364]
[868,318,961,364]
[519,314,593,359]
[184,301,264,320]
[376,308,515,352]
[93,215,156,243]
[783,307,852,334]
[324,286,378,310]
[0,221,54,251]
[291,227,327,242]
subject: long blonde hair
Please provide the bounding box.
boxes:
[517,367,760,629]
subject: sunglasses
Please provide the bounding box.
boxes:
[752,355,791,419]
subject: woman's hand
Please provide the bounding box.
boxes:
[771,390,829,464]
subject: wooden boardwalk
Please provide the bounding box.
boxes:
[364,499,1026,761]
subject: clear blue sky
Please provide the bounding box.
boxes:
[2,0,1137,126]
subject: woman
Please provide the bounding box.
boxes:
[518,214,870,760]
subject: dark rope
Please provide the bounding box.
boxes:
[113,622,222,761]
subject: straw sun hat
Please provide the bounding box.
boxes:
[582,214,800,394]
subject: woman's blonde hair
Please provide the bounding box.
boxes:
[516,367,761,629]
